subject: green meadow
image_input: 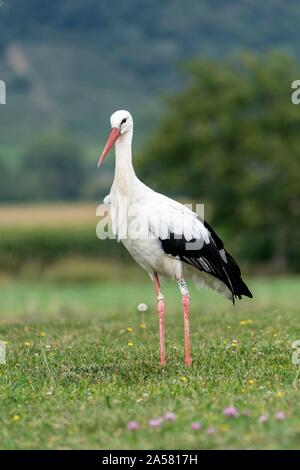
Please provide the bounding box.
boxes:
[1,0,300,453]
[1,276,300,449]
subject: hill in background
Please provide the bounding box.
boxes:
[0,0,299,151]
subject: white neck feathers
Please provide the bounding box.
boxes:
[113,130,136,193]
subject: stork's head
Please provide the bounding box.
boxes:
[98,110,133,167]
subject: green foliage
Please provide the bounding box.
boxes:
[0,227,130,274]
[0,277,299,449]
[0,158,13,200]
[0,134,89,202]
[139,52,300,271]
[1,0,300,146]
[0,134,103,202]
[19,133,86,201]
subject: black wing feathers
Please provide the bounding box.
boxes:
[160,220,252,301]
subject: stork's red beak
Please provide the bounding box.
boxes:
[98,127,120,167]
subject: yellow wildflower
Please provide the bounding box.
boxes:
[127,327,133,333]
[240,319,253,326]
[247,379,256,385]
[127,342,134,347]
[24,342,31,347]
[11,415,21,422]
[220,424,230,432]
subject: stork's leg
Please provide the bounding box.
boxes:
[177,277,192,367]
[152,273,165,366]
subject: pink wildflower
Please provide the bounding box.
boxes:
[191,422,202,430]
[148,417,163,428]
[258,415,268,424]
[127,421,140,431]
[275,411,286,421]
[164,412,176,422]
[207,427,217,434]
[223,406,239,418]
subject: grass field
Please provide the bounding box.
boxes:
[0,276,300,449]
[0,203,97,228]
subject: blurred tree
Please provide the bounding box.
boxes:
[139,52,300,271]
[20,133,86,201]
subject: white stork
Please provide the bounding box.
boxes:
[98,110,252,367]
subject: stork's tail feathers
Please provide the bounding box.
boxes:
[222,251,253,302]
[160,218,253,303]
[201,220,253,302]
[182,241,253,303]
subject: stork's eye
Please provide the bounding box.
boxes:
[121,118,127,126]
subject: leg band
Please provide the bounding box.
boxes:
[177,278,189,296]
